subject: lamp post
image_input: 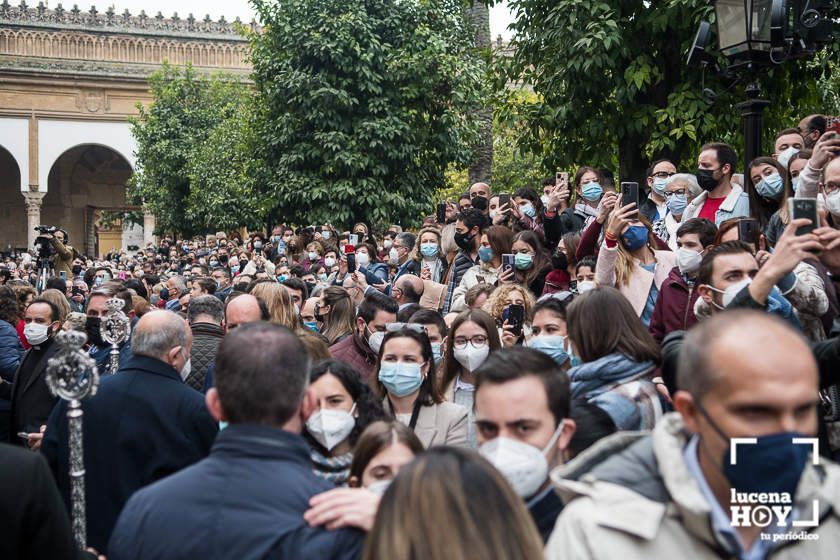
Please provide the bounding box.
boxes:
[713,0,774,172]
[688,0,835,173]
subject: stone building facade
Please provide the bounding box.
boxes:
[0,1,253,256]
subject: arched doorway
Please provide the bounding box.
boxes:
[0,146,27,250]
[42,144,140,257]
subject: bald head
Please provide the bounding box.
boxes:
[395,274,424,305]
[469,182,491,199]
[225,294,264,332]
[131,310,190,362]
[677,310,817,401]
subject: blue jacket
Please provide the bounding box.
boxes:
[0,319,22,383]
[88,341,133,373]
[108,424,364,560]
[41,355,218,551]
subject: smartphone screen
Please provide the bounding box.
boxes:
[789,198,818,237]
[499,194,510,209]
[59,270,67,280]
[348,234,359,246]
[502,253,514,273]
[503,304,525,336]
[737,218,759,251]
[437,202,446,224]
[620,182,639,217]
[347,253,356,273]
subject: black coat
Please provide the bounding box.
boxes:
[41,354,219,551]
[0,442,79,560]
[108,425,364,560]
[8,337,60,444]
[528,486,564,543]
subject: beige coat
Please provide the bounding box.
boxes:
[546,413,840,559]
[595,245,676,318]
[384,399,468,449]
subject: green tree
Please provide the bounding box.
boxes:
[129,63,257,237]
[500,0,837,182]
[250,0,485,229]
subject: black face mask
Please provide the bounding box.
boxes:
[72,265,82,275]
[454,230,475,252]
[304,281,317,295]
[160,287,170,301]
[551,250,569,271]
[85,316,106,347]
[695,168,719,192]
[471,196,489,212]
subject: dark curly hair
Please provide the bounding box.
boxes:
[306,359,385,454]
[0,286,18,325]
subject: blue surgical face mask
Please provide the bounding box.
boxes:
[755,172,784,200]
[514,252,533,270]
[526,335,569,365]
[666,193,688,215]
[378,362,424,397]
[478,246,494,263]
[431,342,443,364]
[652,178,668,197]
[621,225,648,251]
[698,404,810,498]
[420,243,439,258]
[303,321,320,333]
[277,274,288,282]
[581,182,603,202]
[791,176,800,192]
[521,203,537,218]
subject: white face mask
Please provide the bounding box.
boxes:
[388,248,400,263]
[453,345,489,372]
[306,403,356,451]
[356,253,371,267]
[324,256,337,268]
[368,329,385,354]
[383,240,393,250]
[707,277,752,309]
[308,251,319,262]
[676,248,703,275]
[23,322,51,346]
[777,146,799,170]
[480,420,566,498]
[826,190,840,218]
[179,358,192,382]
[577,280,596,293]
[366,478,392,496]
[489,210,498,221]
[540,194,551,206]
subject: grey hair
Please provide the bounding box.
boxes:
[396,232,416,251]
[168,275,188,294]
[666,173,702,198]
[131,311,188,360]
[188,295,224,325]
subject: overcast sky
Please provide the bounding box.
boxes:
[89,0,515,40]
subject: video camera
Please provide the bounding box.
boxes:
[33,225,58,261]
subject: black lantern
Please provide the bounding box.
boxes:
[714,0,774,67]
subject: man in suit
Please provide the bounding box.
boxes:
[41,310,218,551]
[7,298,61,446]
[108,322,364,560]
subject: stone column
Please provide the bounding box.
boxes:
[23,191,46,250]
[143,207,156,247]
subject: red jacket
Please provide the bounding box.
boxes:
[329,333,377,380]
[648,266,700,343]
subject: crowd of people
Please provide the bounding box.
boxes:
[2,113,840,559]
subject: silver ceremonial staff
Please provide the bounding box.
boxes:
[46,329,100,548]
[100,297,131,373]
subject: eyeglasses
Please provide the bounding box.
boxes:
[651,171,676,179]
[453,335,488,349]
[385,322,426,334]
[664,189,687,197]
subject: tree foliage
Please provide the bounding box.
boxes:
[250,0,486,229]
[500,0,839,182]
[128,63,259,237]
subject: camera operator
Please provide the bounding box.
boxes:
[40,228,75,279]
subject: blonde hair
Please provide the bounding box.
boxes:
[249,283,299,330]
[614,219,656,287]
[39,288,71,323]
[362,447,544,560]
[482,283,535,323]
[411,227,442,262]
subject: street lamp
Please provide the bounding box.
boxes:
[687,0,836,171]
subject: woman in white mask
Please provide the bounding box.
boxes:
[440,310,501,448]
[304,360,385,485]
[372,325,468,448]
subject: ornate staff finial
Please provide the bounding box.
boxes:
[46,329,100,547]
[101,297,130,373]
